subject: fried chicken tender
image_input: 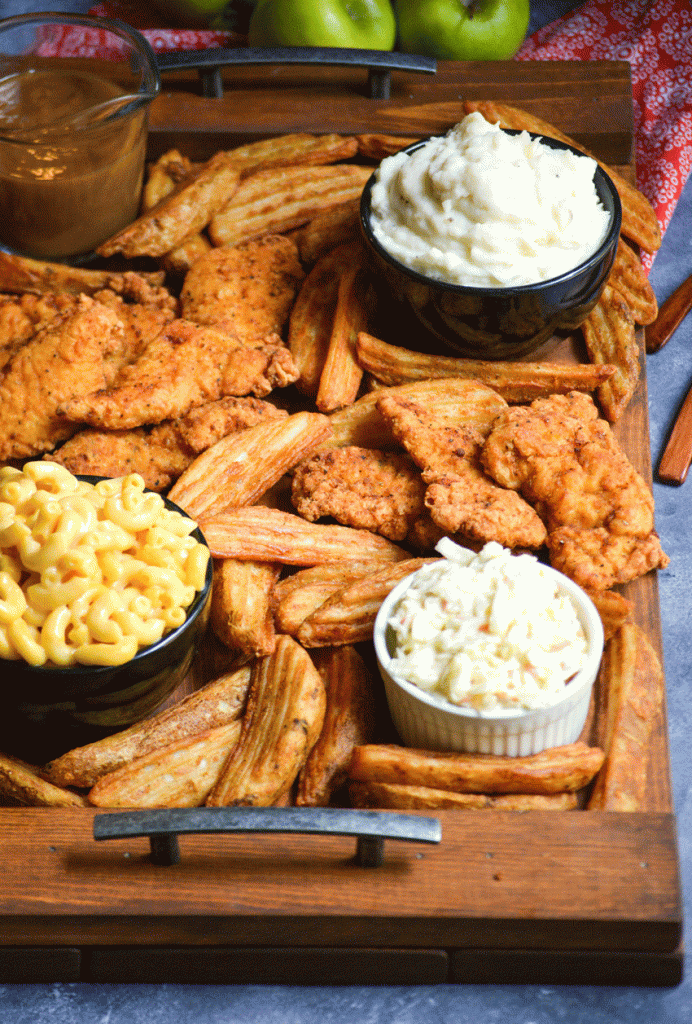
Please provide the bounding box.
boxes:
[47,423,195,492]
[177,395,288,453]
[0,277,176,378]
[91,288,178,377]
[59,319,298,429]
[481,391,669,589]
[180,235,305,345]
[292,446,427,542]
[0,296,124,461]
[0,291,82,373]
[376,393,547,550]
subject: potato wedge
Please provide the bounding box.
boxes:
[206,634,326,806]
[227,132,358,177]
[98,151,241,258]
[288,200,360,265]
[161,233,213,277]
[44,666,251,788]
[608,238,658,326]
[356,331,616,402]
[209,164,372,248]
[142,148,211,274]
[210,558,280,659]
[316,262,370,413]
[0,251,167,296]
[199,507,411,565]
[587,624,664,811]
[581,284,640,421]
[88,720,242,808]
[297,645,376,806]
[272,560,385,635]
[288,241,362,395]
[349,742,605,794]
[168,410,332,519]
[296,557,439,647]
[0,752,87,807]
[143,148,196,209]
[349,780,578,811]
[584,588,634,642]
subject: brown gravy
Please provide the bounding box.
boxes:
[0,69,147,259]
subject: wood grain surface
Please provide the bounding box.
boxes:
[0,59,681,986]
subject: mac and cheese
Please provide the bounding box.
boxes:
[0,462,210,668]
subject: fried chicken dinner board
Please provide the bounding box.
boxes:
[0,61,681,987]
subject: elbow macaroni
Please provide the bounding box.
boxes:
[0,463,210,668]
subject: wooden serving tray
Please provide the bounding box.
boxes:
[0,59,682,987]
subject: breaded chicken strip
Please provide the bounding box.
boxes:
[0,291,81,373]
[180,234,305,344]
[0,297,124,461]
[481,391,669,589]
[177,395,288,453]
[49,396,290,490]
[47,423,194,492]
[376,393,547,550]
[292,446,427,542]
[89,288,178,383]
[60,319,298,430]
[0,286,177,384]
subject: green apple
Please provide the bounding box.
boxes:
[248,0,396,50]
[395,0,530,60]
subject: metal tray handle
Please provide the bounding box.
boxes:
[94,806,441,866]
[155,46,436,99]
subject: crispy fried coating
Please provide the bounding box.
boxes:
[0,291,82,373]
[292,446,427,542]
[59,319,298,429]
[376,393,547,549]
[47,422,194,491]
[91,287,178,375]
[180,234,304,345]
[0,296,124,460]
[481,391,669,589]
[177,395,288,453]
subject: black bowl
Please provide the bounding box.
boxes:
[0,482,212,763]
[360,131,622,360]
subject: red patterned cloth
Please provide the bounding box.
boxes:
[517,0,692,268]
[87,2,244,48]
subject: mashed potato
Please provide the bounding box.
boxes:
[387,539,587,714]
[369,111,611,289]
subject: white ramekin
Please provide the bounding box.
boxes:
[373,564,604,757]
